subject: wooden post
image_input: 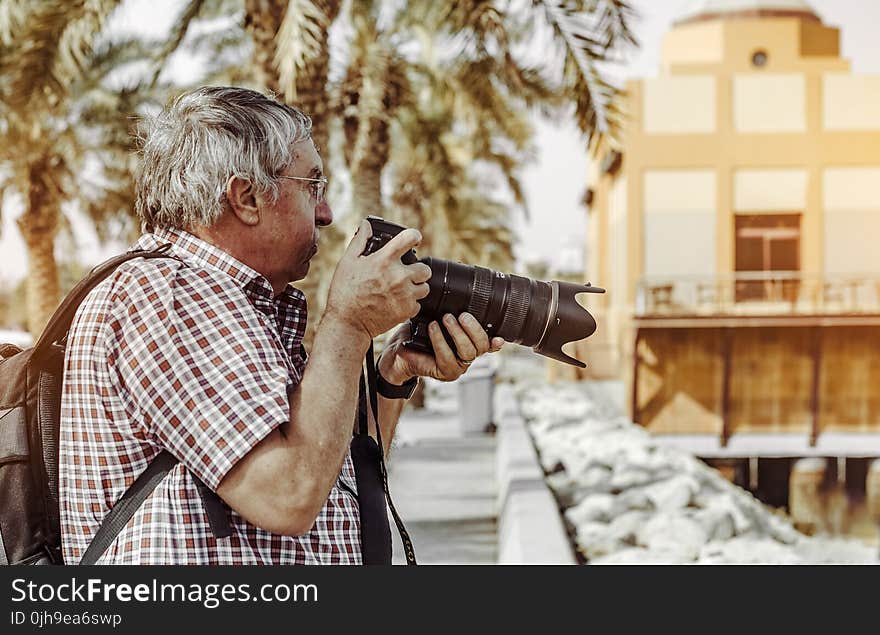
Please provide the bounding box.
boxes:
[632,329,641,425]
[721,327,733,447]
[809,326,822,446]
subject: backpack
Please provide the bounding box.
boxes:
[0,245,229,565]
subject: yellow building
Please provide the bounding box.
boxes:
[583,0,880,525]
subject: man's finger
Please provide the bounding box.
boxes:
[428,321,459,374]
[457,312,490,355]
[409,262,432,284]
[414,282,430,300]
[442,314,477,362]
[381,228,422,259]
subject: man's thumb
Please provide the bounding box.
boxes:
[348,218,373,255]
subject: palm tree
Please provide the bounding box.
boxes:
[0,0,247,335]
[247,0,341,157]
[339,0,636,254]
[245,0,346,347]
[244,0,636,349]
[0,0,125,334]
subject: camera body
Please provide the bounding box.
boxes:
[360,217,447,355]
[360,215,604,368]
[362,217,419,266]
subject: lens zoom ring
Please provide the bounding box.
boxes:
[497,277,530,342]
[466,266,493,323]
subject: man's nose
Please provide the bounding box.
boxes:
[316,199,333,227]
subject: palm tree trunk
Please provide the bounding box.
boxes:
[351,118,389,219]
[17,158,61,336]
[243,0,286,95]
[244,1,343,350]
[296,0,340,156]
[245,0,339,155]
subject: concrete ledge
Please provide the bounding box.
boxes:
[495,385,576,564]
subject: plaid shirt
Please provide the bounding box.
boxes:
[60,227,361,564]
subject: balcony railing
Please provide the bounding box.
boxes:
[635,272,880,317]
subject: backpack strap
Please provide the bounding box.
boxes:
[34,244,179,356]
[79,450,178,565]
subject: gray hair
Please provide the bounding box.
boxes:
[135,86,313,231]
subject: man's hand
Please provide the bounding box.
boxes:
[323,219,433,340]
[378,313,504,385]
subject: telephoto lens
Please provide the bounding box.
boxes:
[361,216,604,368]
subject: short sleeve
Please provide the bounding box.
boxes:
[106,262,292,490]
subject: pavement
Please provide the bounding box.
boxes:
[387,400,498,565]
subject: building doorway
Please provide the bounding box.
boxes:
[734,214,801,302]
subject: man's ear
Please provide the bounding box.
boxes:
[225,175,260,226]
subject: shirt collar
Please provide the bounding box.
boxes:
[133,227,306,308]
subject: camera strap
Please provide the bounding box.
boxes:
[350,341,417,565]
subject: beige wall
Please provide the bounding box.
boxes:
[643,170,716,277]
[643,76,717,134]
[733,74,806,133]
[644,169,716,213]
[823,168,880,210]
[734,169,808,212]
[823,167,880,274]
[661,22,724,70]
[610,175,628,310]
[823,74,880,130]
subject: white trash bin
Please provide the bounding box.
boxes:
[457,355,497,435]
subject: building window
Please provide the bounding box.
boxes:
[751,50,768,68]
[735,214,800,302]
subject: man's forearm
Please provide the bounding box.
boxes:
[376,394,407,456]
[282,314,371,503]
[216,312,371,535]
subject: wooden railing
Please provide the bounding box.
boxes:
[635,272,880,317]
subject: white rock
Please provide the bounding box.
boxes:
[609,488,654,517]
[642,475,700,511]
[575,522,623,560]
[545,471,574,492]
[692,508,736,541]
[517,378,879,565]
[565,494,615,525]
[636,513,708,559]
[609,468,656,490]
[605,510,652,544]
[572,465,613,490]
[696,494,754,535]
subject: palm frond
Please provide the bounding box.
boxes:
[145,0,205,89]
[1,0,122,112]
[532,0,635,141]
[274,0,328,102]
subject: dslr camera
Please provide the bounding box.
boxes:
[361,216,604,368]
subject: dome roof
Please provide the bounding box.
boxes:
[676,0,820,25]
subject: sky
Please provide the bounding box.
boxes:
[2,0,880,285]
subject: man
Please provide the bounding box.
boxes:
[59,86,502,564]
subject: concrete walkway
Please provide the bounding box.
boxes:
[387,407,498,565]
[385,372,576,565]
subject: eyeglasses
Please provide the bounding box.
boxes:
[278,175,328,203]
